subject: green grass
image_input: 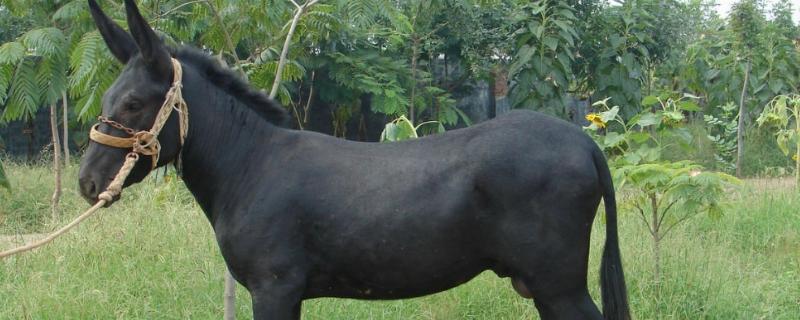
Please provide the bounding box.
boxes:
[1,162,798,319]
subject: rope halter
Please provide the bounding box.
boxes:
[89,58,189,171]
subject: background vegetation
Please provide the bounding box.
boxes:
[1,0,799,319]
[0,0,797,167]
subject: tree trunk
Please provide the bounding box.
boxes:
[409,36,419,124]
[650,193,661,283]
[25,118,34,162]
[223,269,236,320]
[50,103,62,220]
[653,233,661,283]
[736,60,750,177]
[62,91,70,166]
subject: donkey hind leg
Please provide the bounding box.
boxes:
[250,287,303,320]
[248,273,306,320]
[529,284,602,320]
[513,244,604,319]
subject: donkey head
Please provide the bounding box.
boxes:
[79,0,183,204]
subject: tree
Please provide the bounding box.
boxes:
[729,0,764,177]
[508,0,577,117]
[0,10,69,217]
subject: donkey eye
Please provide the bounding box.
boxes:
[125,101,142,111]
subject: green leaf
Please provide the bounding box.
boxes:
[0,42,25,65]
[623,152,642,165]
[21,28,66,58]
[53,0,86,22]
[603,132,625,149]
[641,95,659,106]
[380,122,399,142]
[380,116,418,142]
[599,106,619,123]
[452,107,473,126]
[628,131,651,144]
[775,130,795,155]
[636,112,661,127]
[509,44,535,77]
[609,34,625,50]
[662,111,684,123]
[543,36,558,52]
[768,80,785,95]
[677,100,700,112]
[0,64,13,103]
[3,58,40,121]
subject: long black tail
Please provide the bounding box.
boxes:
[592,148,631,320]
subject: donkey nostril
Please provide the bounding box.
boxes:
[80,177,97,199]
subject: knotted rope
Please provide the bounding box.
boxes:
[0,59,187,259]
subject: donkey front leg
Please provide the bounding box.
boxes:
[248,270,307,320]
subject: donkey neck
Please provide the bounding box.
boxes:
[178,65,284,223]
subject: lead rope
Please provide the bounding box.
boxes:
[0,59,186,259]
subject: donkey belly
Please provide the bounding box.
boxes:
[302,203,494,299]
[304,253,490,299]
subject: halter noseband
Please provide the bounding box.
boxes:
[89,58,189,171]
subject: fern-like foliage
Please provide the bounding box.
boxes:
[0,64,13,104]
[327,51,410,116]
[21,27,66,59]
[0,41,25,65]
[69,31,104,96]
[0,25,69,121]
[3,58,41,121]
[52,0,88,23]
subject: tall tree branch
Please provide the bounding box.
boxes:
[270,0,320,99]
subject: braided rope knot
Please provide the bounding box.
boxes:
[132,131,161,158]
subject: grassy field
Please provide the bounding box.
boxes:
[0,162,798,319]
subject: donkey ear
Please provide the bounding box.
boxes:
[88,0,136,63]
[124,0,172,78]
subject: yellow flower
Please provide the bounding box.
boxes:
[585,113,606,128]
[793,154,798,161]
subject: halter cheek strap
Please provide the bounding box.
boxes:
[89,58,189,171]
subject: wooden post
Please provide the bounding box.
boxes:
[224,269,236,320]
[50,103,62,220]
[62,91,70,166]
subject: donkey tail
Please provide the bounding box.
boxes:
[592,148,631,320]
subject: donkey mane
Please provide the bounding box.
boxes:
[172,46,290,127]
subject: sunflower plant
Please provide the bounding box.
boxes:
[757,94,800,190]
[583,95,695,166]
[586,95,740,282]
